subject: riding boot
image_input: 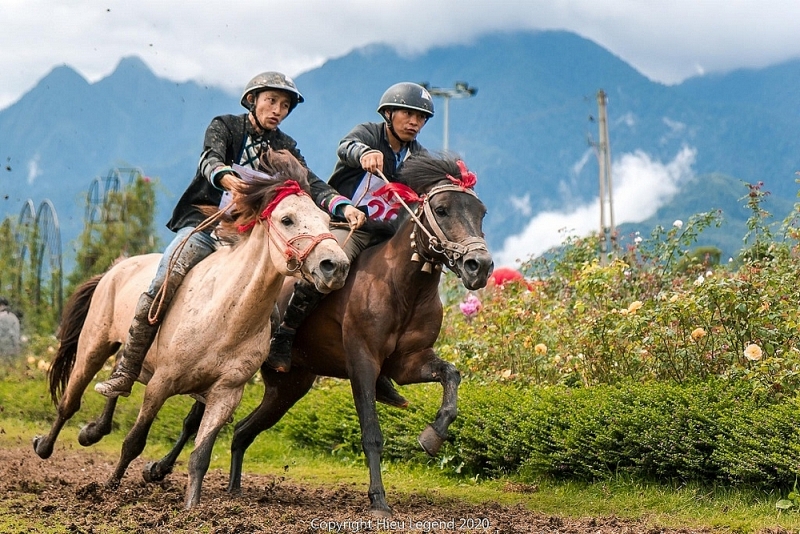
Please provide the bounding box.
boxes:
[94,292,159,398]
[266,282,324,373]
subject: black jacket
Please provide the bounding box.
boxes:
[327,122,427,200]
[168,114,339,232]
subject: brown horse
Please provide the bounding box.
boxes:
[142,154,493,516]
[32,151,350,509]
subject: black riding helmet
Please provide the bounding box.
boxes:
[240,71,305,116]
[377,82,434,146]
[377,82,434,119]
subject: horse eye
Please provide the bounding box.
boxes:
[434,206,447,217]
[281,216,293,226]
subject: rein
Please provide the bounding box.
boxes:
[148,181,335,323]
[374,168,489,275]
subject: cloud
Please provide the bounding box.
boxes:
[3,1,800,109]
[494,146,697,267]
[27,155,41,185]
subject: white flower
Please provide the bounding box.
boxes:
[706,270,713,277]
[744,344,763,361]
[634,236,643,244]
[693,275,705,286]
[728,257,734,263]
[673,220,683,229]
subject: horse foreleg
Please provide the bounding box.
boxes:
[184,387,244,509]
[143,400,205,484]
[78,397,118,446]
[229,369,316,494]
[392,350,461,457]
[349,364,392,518]
[106,387,167,491]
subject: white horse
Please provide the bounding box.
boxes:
[34,150,349,508]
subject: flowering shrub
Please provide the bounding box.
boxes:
[438,181,800,396]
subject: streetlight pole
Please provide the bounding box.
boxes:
[420,82,477,151]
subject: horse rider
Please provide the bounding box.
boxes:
[265,82,434,373]
[95,71,367,398]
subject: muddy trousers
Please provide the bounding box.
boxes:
[94,227,218,398]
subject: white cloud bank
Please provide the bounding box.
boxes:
[494,146,697,267]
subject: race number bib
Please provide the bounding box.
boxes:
[351,173,402,221]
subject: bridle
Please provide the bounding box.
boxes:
[237,180,337,275]
[375,169,489,276]
[411,183,489,274]
[259,216,336,274]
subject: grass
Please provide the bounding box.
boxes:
[2,360,800,533]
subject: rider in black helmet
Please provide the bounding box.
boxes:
[265,82,434,377]
[95,71,365,398]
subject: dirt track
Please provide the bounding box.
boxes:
[0,444,760,534]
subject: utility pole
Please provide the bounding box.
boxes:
[596,89,616,265]
[420,82,477,151]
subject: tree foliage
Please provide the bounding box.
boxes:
[67,174,161,295]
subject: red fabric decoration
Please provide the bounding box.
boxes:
[237,180,306,233]
[373,182,422,204]
[446,160,477,189]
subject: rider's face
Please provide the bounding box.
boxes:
[251,90,292,131]
[388,109,428,143]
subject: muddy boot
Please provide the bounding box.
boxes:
[376,376,409,408]
[94,293,159,398]
[266,282,324,373]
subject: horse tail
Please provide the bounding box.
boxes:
[49,273,104,405]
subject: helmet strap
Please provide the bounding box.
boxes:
[384,110,408,152]
[248,92,271,133]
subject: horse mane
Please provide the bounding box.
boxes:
[212,149,312,242]
[396,153,473,195]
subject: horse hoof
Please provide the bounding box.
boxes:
[78,424,103,447]
[142,461,169,483]
[418,425,445,456]
[32,436,52,459]
[369,505,393,518]
[104,478,120,491]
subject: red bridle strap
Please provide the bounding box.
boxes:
[237,180,306,233]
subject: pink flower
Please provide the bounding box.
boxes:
[459,294,482,318]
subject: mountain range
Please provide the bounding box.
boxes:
[1,30,798,270]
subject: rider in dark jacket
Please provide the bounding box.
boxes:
[95,71,365,398]
[265,82,434,373]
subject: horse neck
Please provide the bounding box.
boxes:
[381,217,442,293]
[213,222,284,313]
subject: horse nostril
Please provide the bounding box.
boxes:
[319,259,337,277]
[464,259,479,274]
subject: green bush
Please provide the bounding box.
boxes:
[278,378,800,491]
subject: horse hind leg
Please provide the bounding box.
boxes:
[78,397,119,446]
[33,341,119,459]
[229,369,316,494]
[143,400,205,483]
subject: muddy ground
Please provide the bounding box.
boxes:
[0,443,784,534]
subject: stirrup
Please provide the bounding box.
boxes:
[94,373,135,398]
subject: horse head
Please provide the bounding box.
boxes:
[217,149,350,293]
[398,156,494,290]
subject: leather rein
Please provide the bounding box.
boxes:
[375,171,489,275]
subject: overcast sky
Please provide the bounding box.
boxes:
[4,0,799,266]
[4,0,800,109]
